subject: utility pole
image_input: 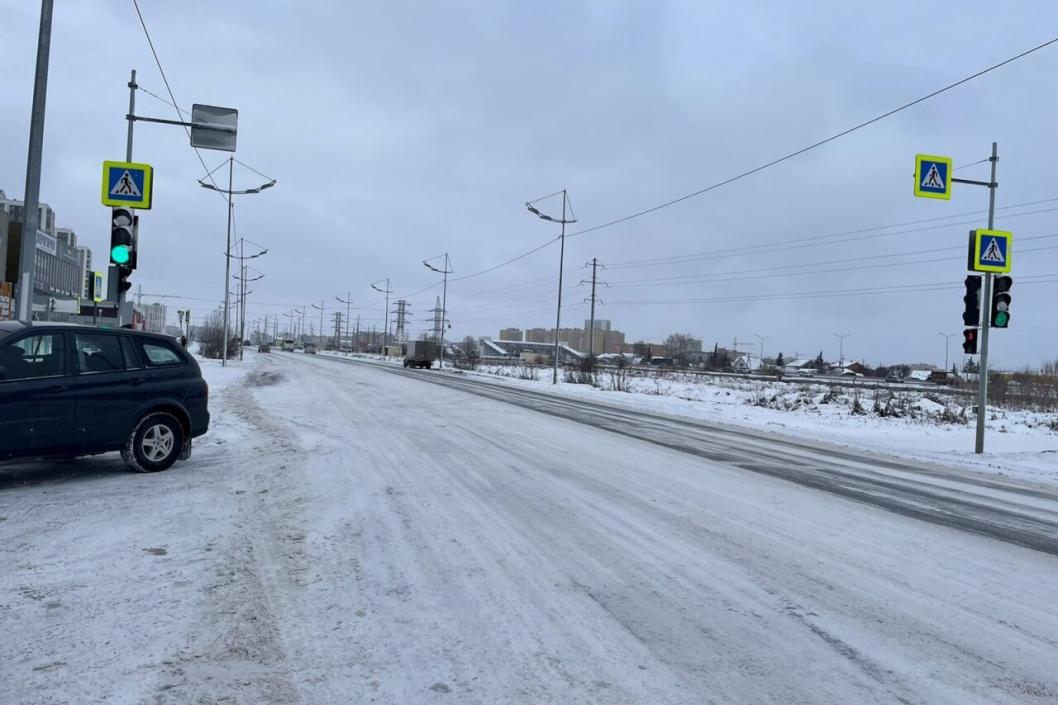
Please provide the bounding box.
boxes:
[336,292,353,349]
[15,0,55,321]
[355,315,360,352]
[525,190,577,384]
[580,258,606,365]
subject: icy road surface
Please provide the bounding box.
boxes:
[2,351,1057,705]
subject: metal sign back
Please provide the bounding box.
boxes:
[191,104,238,152]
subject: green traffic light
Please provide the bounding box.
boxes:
[995,311,1009,327]
[111,244,130,264]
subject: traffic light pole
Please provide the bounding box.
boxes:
[116,70,138,326]
[971,143,999,454]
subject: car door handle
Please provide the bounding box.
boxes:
[129,377,147,387]
[44,383,71,393]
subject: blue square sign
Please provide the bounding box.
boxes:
[972,229,1012,273]
[914,154,952,200]
[101,160,153,209]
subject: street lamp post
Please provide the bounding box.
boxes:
[230,237,267,361]
[311,300,325,348]
[423,254,453,369]
[754,334,770,370]
[371,279,392,355]
[199,160,275,366]
[834,333,850,371]
[938,331,957,372]
[525,190,577,384]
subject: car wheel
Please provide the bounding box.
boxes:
[124,412,185,473]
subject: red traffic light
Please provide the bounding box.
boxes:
[962,328,978,355]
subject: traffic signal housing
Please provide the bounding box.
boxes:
[991,275,1012,328]
[116,265,133,294]
[962,275,982,327]
[962,328,978,355]
[110,207,134,267]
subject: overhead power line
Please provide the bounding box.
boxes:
[390,36,1058,290]
[131,0,224,200]
[565,35,1058,240]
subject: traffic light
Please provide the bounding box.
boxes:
[116,265,133,294]
[110,207,134,266]
[962,328,978,354]
[991,275,1012,328]
[962,275,982,326]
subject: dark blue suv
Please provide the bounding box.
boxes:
[0,321,210,472]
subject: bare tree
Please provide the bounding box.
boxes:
[664,333,697,367]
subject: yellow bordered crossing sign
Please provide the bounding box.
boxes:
[914,154,952,200]
[970,229,1012,273]
[101,160,154,209]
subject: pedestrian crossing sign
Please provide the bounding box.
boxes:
[914,154,952,200]
[971,229,1012,273]
[101,160,153,209]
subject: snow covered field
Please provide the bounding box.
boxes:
[436,361,1058,487]
[3,350,1058,704]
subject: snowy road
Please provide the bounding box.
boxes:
[3,351,1058,704]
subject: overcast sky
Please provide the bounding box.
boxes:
[3,1,1058,368]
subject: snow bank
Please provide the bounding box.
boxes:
[457,364,1058,486]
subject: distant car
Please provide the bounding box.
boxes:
[258,344,271,353]
[0,321,209,472]
[304,343,317,354]
[885,374,903,383]
[280,339,295,352]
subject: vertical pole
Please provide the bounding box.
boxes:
[239,248,247,360]
[975,141,998,454]
[116,69,137,325]
[384,283,390,354]
[221,157,233,366]
[355,315,360,352]
[319,299,324,348]
[553,189,567,384]
[588,257,597,365]
[16,0,55,322]
[439,254,448,370]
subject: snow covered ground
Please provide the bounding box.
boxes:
[3,350,1057,704]
[430,361,1058,487]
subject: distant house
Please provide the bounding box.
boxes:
[783,359,814,375]
[732,355,762,372]
[839,362,868,376]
